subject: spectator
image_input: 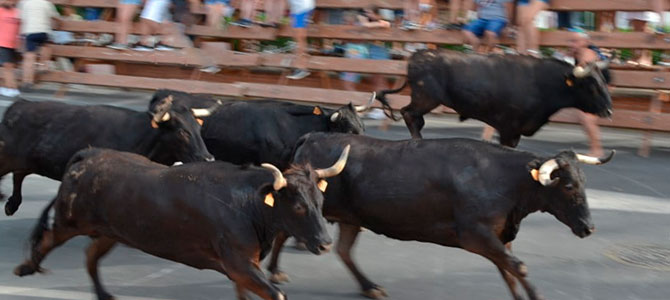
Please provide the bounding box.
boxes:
[462,0,513,54]
[206,0,231,27]
[418,0,439,30]
[447,0,467,29]
[653,0,669,33]
[516,0,549,56]
[260,0,286,28]
[401,0,421,30]
[133,0,176,51]
[567,29,606,157]
[0,0,20,97]
[286,0,314,80]
[107,0,142,50]
[18,0,60,88]
[231,0,258,28]
[341,6,390,89]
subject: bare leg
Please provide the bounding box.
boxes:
[266,231,291,284]
[483,31,499,54]
[337,223,387,299]
[207,3,225,27]
[240,0,259,21]
[5,172,28,216]
[459,225,544,300]
[579,112,603,157]
[525,1,549,53]
[86,237,117,300]
[266,0,286,24]
[22,52,37,85]
[404,0,420,23]
[38,46,52,71]
[2,62,18,89]
[462,30,480,50]
[294,27,309,70]
[449,0,462,24]
[481,125,496,141]
[115,4,138,45]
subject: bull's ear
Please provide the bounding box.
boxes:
[313,106,323,116]
[564,73,575,87]
[317,179,328,192]
[527,159,542,182]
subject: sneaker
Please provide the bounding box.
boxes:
[259,22,279,29]
[365,108,386,120]
[199,65,221,74]
[133,44,154,52]
[231,18,253,28]
[107,43,130,50]
[0,87,9,97]
[155,44,179,51]
[287,69,310,80]
[400,20,421,31]
[5,88,20,97]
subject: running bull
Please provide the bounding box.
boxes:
[150,89,373,169]
[14,145,350,300]
[376,50,612,147]
[268,133,614,300]
[0,96,215,216]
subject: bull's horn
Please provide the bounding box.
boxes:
[354,92,376,112]
[538,159,560,186]
[330,112,340,122]
[576,150,615,165]
[191,102,221,117]
[261,163,287,191]
[594,60,609,70]
[152,111,171,123]
[153,95,174,123]
[573,66,590,78]
[315,145,351,179]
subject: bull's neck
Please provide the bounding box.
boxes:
[501,161,550,243]
[128,113,163,159]
[250,192,280,251]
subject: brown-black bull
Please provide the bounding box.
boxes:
[14,145,350,300]
[376,50,612,147]
[0,96,216,216]
[267,132,614,300]
[150,89,373,169]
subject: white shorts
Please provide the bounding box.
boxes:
[141,0,170,23]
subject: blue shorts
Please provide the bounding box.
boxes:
[205,0,229,5]
[519,0,550,5]
[463,19,507,37]
[25,33,49,52]
[120,0,142,5]
[291,10,313,29]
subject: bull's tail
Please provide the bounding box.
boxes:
[28,196,56,264]
[375,80,408,121]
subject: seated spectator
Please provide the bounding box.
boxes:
[133,0,176,51]
[516,0,550,56]
[206,0,231,28]
[18,0,60,88]
[287,0,314,80]
[462,0,512,54]
[0,0,20,97]
[107,0,143,50]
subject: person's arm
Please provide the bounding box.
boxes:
[357,14,390,28]
[505,0,514,24]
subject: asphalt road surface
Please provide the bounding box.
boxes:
[0,86,669,300]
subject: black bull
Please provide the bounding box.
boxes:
[0,96,214,216]
[267,133,614,300]
[376,50,613,147]
[150,89,372,169]
[14,146,350,300]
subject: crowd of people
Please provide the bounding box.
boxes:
[1,0,670,154]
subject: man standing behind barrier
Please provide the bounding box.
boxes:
[18,0,59,88]
[462,0,513,54]
[0,0,20,97]
[287,0,314,80]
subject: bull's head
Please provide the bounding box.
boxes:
[260,145,351,255]
[528,150,615,238]
[149,95,216,163]
[565,61,613,118]
[327,92,375,135]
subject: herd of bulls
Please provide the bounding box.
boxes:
[0,51,616,300]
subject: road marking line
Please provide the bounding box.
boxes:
[588,189,670,215]
[0,285,175,300]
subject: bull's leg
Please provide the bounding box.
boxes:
[5,171,29,216]
[14,226,80,277]
[499,132,521,148]
[459,226,543,300]
[497,243,522,300]
[85,237,117,300]
[226,259,285,300]
[266,231,291,284]
[400,94,439,139]
[337,223,387,299]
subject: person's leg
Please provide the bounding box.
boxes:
[38,45,52,71]
[483,30,499,53]
[524,0,549,55]
[579,112,603,157]
[288,10,312,80]
[206,2,225,27]
[462,19,486,51]
[266,0,286,25]
[482,19,505,54]
[449,0,461,24]
[653,0,666,28]
[404,0,420,23]
[2,62,17,90]
[115,2,140,45]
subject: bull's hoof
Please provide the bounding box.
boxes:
[13,263,38,277]
[361,286,388,299]
[5,197,20,216]
[269,271,290,284]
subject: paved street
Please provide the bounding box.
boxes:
[0,86,669,300]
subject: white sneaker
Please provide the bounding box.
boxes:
[287,69,311,80]
[0,87,9,97]
[6,89,20,97]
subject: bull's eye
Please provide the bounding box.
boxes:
[294,203,306,216]
[564,183,574,191]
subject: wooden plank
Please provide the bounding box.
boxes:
[611,70,670,89]
[50,45,260,67]
[260,54,408,75]
[550,108,670,132]
[48,0,655,11]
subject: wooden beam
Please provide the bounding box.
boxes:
[610,70,670,89]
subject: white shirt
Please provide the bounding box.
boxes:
[288,0,315,15]
[18,0,59,35]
